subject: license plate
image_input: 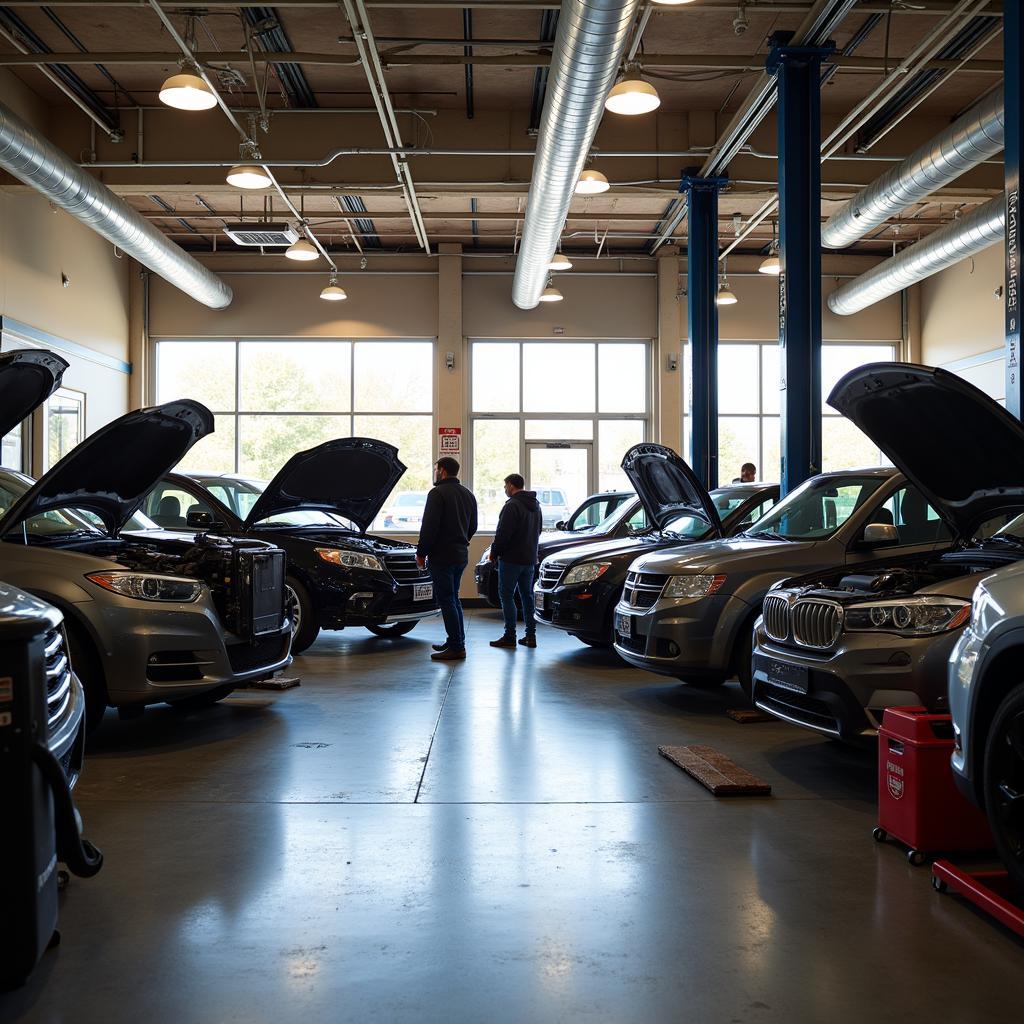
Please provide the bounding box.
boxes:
[615,611,632,638]
[767,659,809,694]
[535,590,546,611]
[414,583,433,602]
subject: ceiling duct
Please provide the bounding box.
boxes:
[822,88,1004,250]
[224,222,299,247]
[512,0,640,310]
[0,99,232,310]
[827,195,1004,316]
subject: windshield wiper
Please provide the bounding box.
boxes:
[742,529,788,541]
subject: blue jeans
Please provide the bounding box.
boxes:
[429,561,467,650]
[498,561,536,637]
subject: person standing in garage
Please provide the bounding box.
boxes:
[416,457,478,661]
[488,474,543,650]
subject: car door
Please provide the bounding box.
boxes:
[842,482,952,566]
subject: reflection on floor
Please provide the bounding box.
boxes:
[4,610,1021,1022]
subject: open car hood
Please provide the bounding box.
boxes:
[828,362,1024,536]
[244,437,406,532]
[620,443,723,536]
[0,400,213,537]
[0,349,69,436]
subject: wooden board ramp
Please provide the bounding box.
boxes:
[247,675,301,691]
[726,708,773,724]
[659,744,772,796]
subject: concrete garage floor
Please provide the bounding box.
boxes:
[4,609,1022,1023]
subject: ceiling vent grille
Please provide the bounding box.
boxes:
[224,222,299,246]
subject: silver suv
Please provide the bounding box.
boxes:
[950,560,1024,894]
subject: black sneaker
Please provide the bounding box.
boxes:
[519,635,537,648]
[490,634,517,649]
[431,642,449,652]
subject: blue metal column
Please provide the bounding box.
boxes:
[681,172,727,488]
[767,33,834,495]
[1006,2,1023,419]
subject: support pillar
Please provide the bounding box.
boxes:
[1005,3,1023,418]
[436,243,464,461]
[656,246,682,453]
[768,33,833,495]
[680,173,726,489]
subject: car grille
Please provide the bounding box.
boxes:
[44,625,72,732]
[791,600,842,650]
[227,633,290,674]
[762,594,790,642]
[384,551,431,584]
[537,560,569,590]
[622,571,665,609]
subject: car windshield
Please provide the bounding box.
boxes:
[0,471,105,539]
[195,476,356,529]
[710,488,753,518]
[566,494,632,533]
[745,474,886,541]
[660,512,713,540]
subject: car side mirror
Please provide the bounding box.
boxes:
[555,520,566,531]
[863,522,898,546]
[187,509,220,530]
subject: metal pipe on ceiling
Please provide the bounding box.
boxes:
[0,98,231,308]
[512,0,640,310]
[822,87,1004,249]
[827,194,1004,315]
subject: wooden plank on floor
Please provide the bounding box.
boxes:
[658,744,772,796]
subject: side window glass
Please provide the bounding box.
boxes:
[207,484,233,512]
[150,485,211,527]
[627,507,648,530]
[867,486,951,545]
[737,497,775,529]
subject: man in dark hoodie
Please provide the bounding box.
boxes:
[488,473,543,649]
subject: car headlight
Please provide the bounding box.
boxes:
[562,562,610,586]
[663,574,727,599]
[86,572,202,603]
[315,548,384,572]
[845,596,970,636]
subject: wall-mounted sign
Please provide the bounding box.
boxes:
[438,426,462,455]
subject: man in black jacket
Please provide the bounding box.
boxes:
[416,457,478,661]
[488,473,543,649]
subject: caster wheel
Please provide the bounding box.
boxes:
[907,849,927,867]
[872,827,887,843]
[931,876,948,893]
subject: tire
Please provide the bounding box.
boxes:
[286,577,320,654]
[168,684,234,711]
[366,621,418,638]
[64,619,108,735]
[982,681,1024,895]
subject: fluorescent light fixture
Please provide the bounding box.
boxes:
[285,238,319,262]
[539,282,564,303]
[226,164,272,189]
[575,169,610,195]
[158,72,217,111]
[758,253,781,275]
[605,73,661,116]
[549,252,573,271]
[320,274,348,301]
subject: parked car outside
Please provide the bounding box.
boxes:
[534,444,778,649]
[475,489,640,608]
[381,491,430,531]
[752,363,1024,741]
[949,559,1024,893]
[0,350,291,731]
[0,580,86,786]
[613,464,950,693]
[537,488,571,529]
[142,438,441,653]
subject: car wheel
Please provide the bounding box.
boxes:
[64,619,108,734]
[286,577,320,654]
[365,621,418,638]
[167,684,234,711]
[983,682,1024,894]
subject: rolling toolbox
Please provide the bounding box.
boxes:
[0,609,102,990]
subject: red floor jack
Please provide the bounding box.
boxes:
[931,861,1024,940]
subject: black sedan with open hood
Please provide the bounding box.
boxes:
[143,438,441,653]
[753,362,1024,740]
[534,443,778,648]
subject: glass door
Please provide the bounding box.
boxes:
[526,442,593,530]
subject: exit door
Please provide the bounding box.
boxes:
[526,441,594,530]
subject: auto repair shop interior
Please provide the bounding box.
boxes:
[1,0,1023,1020]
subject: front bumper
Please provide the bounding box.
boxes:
[310,568,441,628]
[751,623,959,741]
[534,582,616,641]
[611,593,744,680]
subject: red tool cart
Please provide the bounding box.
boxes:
[873,706,992,865]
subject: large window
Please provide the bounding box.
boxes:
[155,339,433,529]
[470,341,649,529]
[683,341,897,482]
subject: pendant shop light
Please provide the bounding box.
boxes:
[539,279,564,302]
[576,169,610,195]
[159,71,217,111]
[716,278,738,305]
[650,0,695,4]
[758,221,781,275]
[285,237,319,262]
[226,164,272,190]
[549,252,573,271]
[605,70,661,116]
[320,274,348,301]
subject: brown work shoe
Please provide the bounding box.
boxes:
[519,635,537,648]
[431,647,466,661]
[490,634,517,649]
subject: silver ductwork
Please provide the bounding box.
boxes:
[512,0,640,310]
[827,195,1004,316]
[0,100,232,310]
[822,89,1004,250]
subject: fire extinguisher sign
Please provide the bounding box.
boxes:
[438,427,461,456]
